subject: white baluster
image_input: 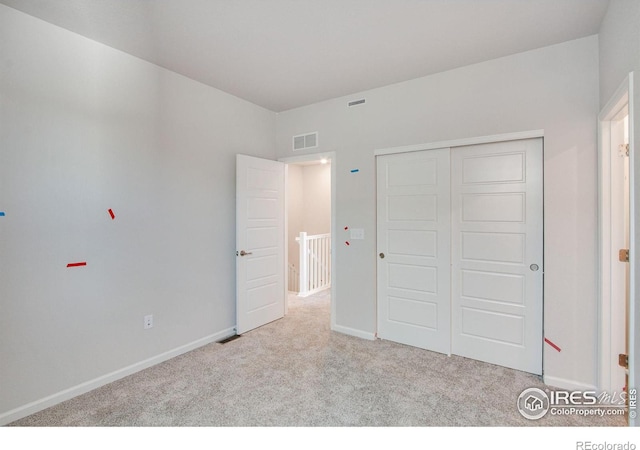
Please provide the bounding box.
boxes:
[298,232,308,297]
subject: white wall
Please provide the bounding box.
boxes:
[0,4,276,423]
[276,36,601,389]
[302,164,332,236]
[287,164,304,270]
[598,0,640,407]
[599,0,640,107]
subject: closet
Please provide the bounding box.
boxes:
[376,138,543,375]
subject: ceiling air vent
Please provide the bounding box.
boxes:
[293,132,318,151]
[348,98,366,107]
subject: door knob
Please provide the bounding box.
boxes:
[239,250,253,256]
[530,264,539,271]
[379,253,385,259]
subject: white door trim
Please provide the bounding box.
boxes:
[374,130,544,156]
[597,73,635,419]
[279,152,337,332]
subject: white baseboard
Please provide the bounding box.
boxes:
[332,323,376,341]
[0,327,235,426]
[543,375,597,392]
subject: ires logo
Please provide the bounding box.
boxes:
[549,390,626,406]
[517,388,630,420]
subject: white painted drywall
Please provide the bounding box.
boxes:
[599,0,640,415]
[0,4,275,423]
[302,164,331,236]
[287,164,304,270]
[276,36,601,389]
[599,0,640,107]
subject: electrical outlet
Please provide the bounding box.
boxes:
[144,314,153,329]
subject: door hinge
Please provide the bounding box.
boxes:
[619,353,629,369]
[619,249,630,262]
[619,143,629,157]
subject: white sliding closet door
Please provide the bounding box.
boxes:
[376,149,451,354]
[376,138,543,375]
[450,139,543,375]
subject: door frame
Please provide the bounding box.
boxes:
[279,151,337,330]
[374,130,545,157]
[598,73,635,417]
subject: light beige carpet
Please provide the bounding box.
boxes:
[8,290,627,427]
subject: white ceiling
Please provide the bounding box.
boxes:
[0,0,610,112]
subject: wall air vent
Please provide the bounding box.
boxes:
[348,98,366,107]
[293,132,318,151]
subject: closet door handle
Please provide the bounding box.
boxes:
[379,253,385,259]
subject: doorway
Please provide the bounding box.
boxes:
[235,152,336,335]
[598,75,634,403]
[280,153,336,327]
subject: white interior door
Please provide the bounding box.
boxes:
[236,154,285,334]
[450,138,543,375]
[376,149,451,354]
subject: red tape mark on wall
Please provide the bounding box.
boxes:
[544,337,561,352]
[67,262,87,268]
[108,209,115,220]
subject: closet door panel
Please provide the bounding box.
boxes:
[451,138,543,375]
[376,149,451,354]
